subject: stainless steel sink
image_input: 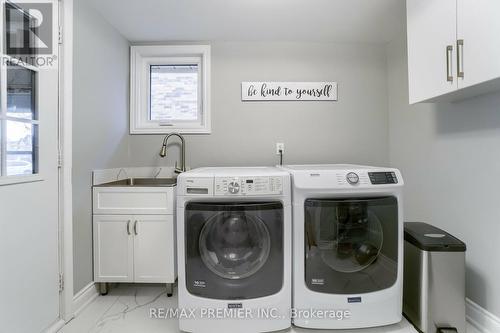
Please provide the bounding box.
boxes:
[96,178,177,187]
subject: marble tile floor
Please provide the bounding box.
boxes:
[59,284,479,333]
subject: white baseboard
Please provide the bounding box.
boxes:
[466,298,500,333]
[72,282,99,317]
[44,319,65,333]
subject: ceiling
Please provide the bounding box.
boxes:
[86,0,405,44]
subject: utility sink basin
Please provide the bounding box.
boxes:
[96,178,177,187]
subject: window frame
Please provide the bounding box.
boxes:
[130,45,211,134]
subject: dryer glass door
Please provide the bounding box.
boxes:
[185,202,284,300]
[304,196,398,294]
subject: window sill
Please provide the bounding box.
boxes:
[0,175,44,186]
[129,126,211,135]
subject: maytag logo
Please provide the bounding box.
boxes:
[193,280,206,288]
[311,278,325,285]
[228,303,243,309]
[348,297,362,303]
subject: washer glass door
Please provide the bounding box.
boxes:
[199,212,271,280]
[304,196,398,294]
[185,202,284,300]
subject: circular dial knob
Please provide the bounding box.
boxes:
[346,172,360,185]
[228,181,240,194]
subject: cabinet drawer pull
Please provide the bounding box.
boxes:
[126,220,131,235]
[446,45,453,82]
[457,39,464,78]
[134,220,138,235]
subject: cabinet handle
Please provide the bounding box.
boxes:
[126,220,131,235]
[457,39,464,78]
[446,45,453,82]
[134,220,138,235]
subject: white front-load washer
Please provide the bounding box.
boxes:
[281,164,404,329]
[176,167,292,333]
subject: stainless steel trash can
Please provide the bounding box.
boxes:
[403,222,466,333]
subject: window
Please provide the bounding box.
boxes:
[150,64,199,122]
[4,64,39,177]
[1,3,39,179]
[130,45,211,134]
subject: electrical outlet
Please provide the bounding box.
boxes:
[276,143,285,155]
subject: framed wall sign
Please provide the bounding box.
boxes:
[241,82,338,101]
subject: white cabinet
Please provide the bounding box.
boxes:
[407,0,500,103]
[92,186,176,293]
[407,0,457,104]
[93,187,173,215]
[456,0,500,89]
[134,215,176,283]
[93,215,134,282]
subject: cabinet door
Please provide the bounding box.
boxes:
[133,215,176,283]
[93,215,134,282]
[407,0,458,103]
[457,0,500,89]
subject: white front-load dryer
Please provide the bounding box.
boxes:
[177,167,292,333]
[281,164,404,329]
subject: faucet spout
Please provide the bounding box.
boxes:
[159,133,186,173]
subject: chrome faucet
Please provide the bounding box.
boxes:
[159,133,186,174]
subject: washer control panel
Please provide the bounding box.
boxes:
[346,172,360,185]
[215,176,283,196]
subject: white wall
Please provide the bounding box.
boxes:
[73,0,130,293]
[388,34,500,317]
[128,41,390,169]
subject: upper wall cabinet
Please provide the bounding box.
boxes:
[407,0,457,104]
[407,0,500,104]
[456,0,500,89]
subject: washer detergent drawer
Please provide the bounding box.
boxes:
[184,201,284,300]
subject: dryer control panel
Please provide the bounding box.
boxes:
[368,171,398,184]
[215,176,283,196]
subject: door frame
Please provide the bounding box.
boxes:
[59,0,74,323]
